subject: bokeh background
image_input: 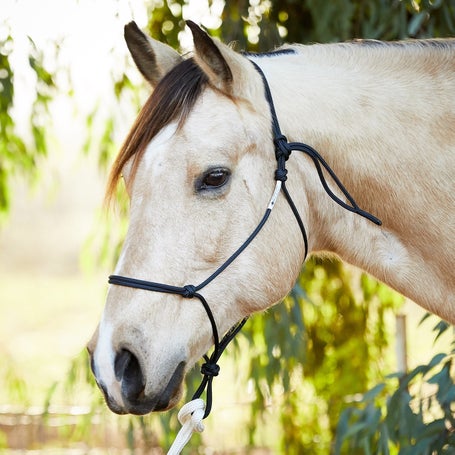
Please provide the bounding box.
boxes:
[1,0,454,453]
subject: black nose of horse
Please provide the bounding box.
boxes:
[110,349,186,415]
[114,349,145,402]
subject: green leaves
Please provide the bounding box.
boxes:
[335,322,455,454]
[0,31,56,220]
[229,257,401,453]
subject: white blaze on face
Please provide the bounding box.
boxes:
[93,315,124,407]
[92,122,184,406]
[142,122,179,174]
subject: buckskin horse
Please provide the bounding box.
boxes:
[88,21,455,426]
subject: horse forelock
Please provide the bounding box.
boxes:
[106,58,208,204]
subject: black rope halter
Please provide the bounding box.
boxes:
[108,54,382,420]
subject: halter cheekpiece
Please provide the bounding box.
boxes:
[108,52,382,422]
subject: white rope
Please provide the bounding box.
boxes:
[167,398,206,455]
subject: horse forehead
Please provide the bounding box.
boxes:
[141,96,245,172]
[139,90,266,180]
[141,122,179,173]
[183,90,261,143]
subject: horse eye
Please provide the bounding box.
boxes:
[197,168,231,191]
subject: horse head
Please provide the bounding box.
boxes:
[88,22,306,415]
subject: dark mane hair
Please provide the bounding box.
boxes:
[106,57,208,201]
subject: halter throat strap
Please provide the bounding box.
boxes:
[249,59,382,227]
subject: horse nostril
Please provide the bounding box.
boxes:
[114,349,145,401]
[114,349,131,381]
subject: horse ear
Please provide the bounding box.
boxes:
[186,21,232,92]
[186,20,254,97]
[124,21,183,87]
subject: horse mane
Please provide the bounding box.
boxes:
[107,37,455,205]
[348,38,454,49]
[106,57,208,203]
[294,37,455,71]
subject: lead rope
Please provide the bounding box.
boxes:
[167,315,248,455]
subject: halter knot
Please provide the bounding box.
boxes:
[182,284,196,298]
[273,134,292,161]
[275,168,288,182]
[200,361,220,377]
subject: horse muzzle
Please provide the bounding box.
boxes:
[88,339,186,415]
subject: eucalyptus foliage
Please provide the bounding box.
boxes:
[239,260,402,453]
[335,317,455,455]
[0,29,56,219]
[143,0,455,52]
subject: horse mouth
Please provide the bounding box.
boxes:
[96,359,186,416]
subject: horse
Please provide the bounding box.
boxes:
[88,21,455,418]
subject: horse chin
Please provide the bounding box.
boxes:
[105,391,183,416]
[111,390,183,416]
[102,361,186,416]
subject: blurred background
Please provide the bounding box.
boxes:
[1,0,454,453]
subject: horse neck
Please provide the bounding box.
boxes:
[253,43,455,321]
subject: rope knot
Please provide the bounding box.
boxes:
[273,134,292,161]
[182,284,196,299]
[167,399,205,455]
[200,361,220,377]
[275,168,288,182]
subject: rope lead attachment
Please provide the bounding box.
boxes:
[167,399,206,455]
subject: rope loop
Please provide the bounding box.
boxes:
[182,284,196,298]
[167,399,205,455]
[200,361,220,377]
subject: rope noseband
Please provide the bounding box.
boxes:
[108,55,381,453]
